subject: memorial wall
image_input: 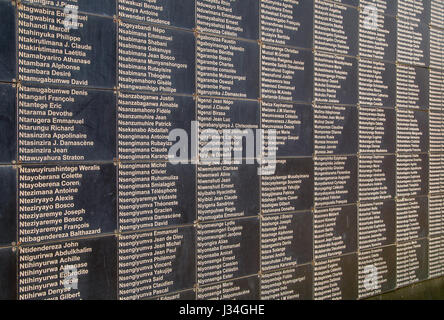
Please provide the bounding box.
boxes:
[0,0,442,300]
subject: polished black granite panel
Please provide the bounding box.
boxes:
[397,238,429,288]
[359,13,397,62]
[23,0,116,16]
[314,156,358,208]
[397,153,429,198]
[118,162,196,232]
[197,217,260,285]
[359,61,396,108]
[18,236,117,300]
[397,109,429,154]
[397,20,430,67]
[0,247,16,300]
[118,226,195,300]
[314,253,358,300]
[0,166,16,247]
[431,0,444,29]
[18,164,117,244]
[0,83,16,164]
[261,0,313,49]
[197,0,259,40]
[314,52,358,105]
[118,0,195,29]
[314,204,358,259]
[261,264,313,300]
[398,0,431,25]
[197,98,260,160]
[359,199,396,249]
[197,164,260,221]
[262,158,314,213]
[197,35,259,99]
[118,23,195,95]
[314,104,358,155]
[18,85,116,163]
[18,4,116,88]
[261,211,313,270]
[359,155,396,202]
[428,235,444,279]
[397,196,429,242]
[359,107,396,154]
[197,275,260,300]
[430,154,444,194]
[118,94,195,161]
[397,65,429,110]
[0,0,15,82]
[261,46,313,103]
[358,245,396,298]
[314,1,359,56]
[262,103,313,157]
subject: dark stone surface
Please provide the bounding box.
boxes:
[197,217,260,285]
[262,158,314,213]
[0,166,16,247]
[118,0,195,29]
[18,85,116,163]
[261,0,313,49]
[0,247,16,300]
[198,275,260,300]
[118,24,195,94]
[261,264,313,300]
[197,0,259,40]
[23,0,116,16]
[118,162,196,231]
[18,4,116,88]
[0,84,16,164]
[18,164,117,244]
[0,0,15,82]
[18,236,117,300]
[118,226,196,300]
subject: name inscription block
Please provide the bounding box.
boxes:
[18,4,116,88]
[18,85,116,163]
[118,162,196,232]
[197,0,258,40]
[261,0,313,49]
[18,164,116,244]
[358,245,396,298]
[18,236,117,300]
[261,264,313,300]
[262,211,313,271]
[262,158,314,214]
[118,226,195,300]
[314,253,358,300]
[197,34,259,99]
[118,0,195,29]
[118,22,195,95]
[197,218,260,286]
